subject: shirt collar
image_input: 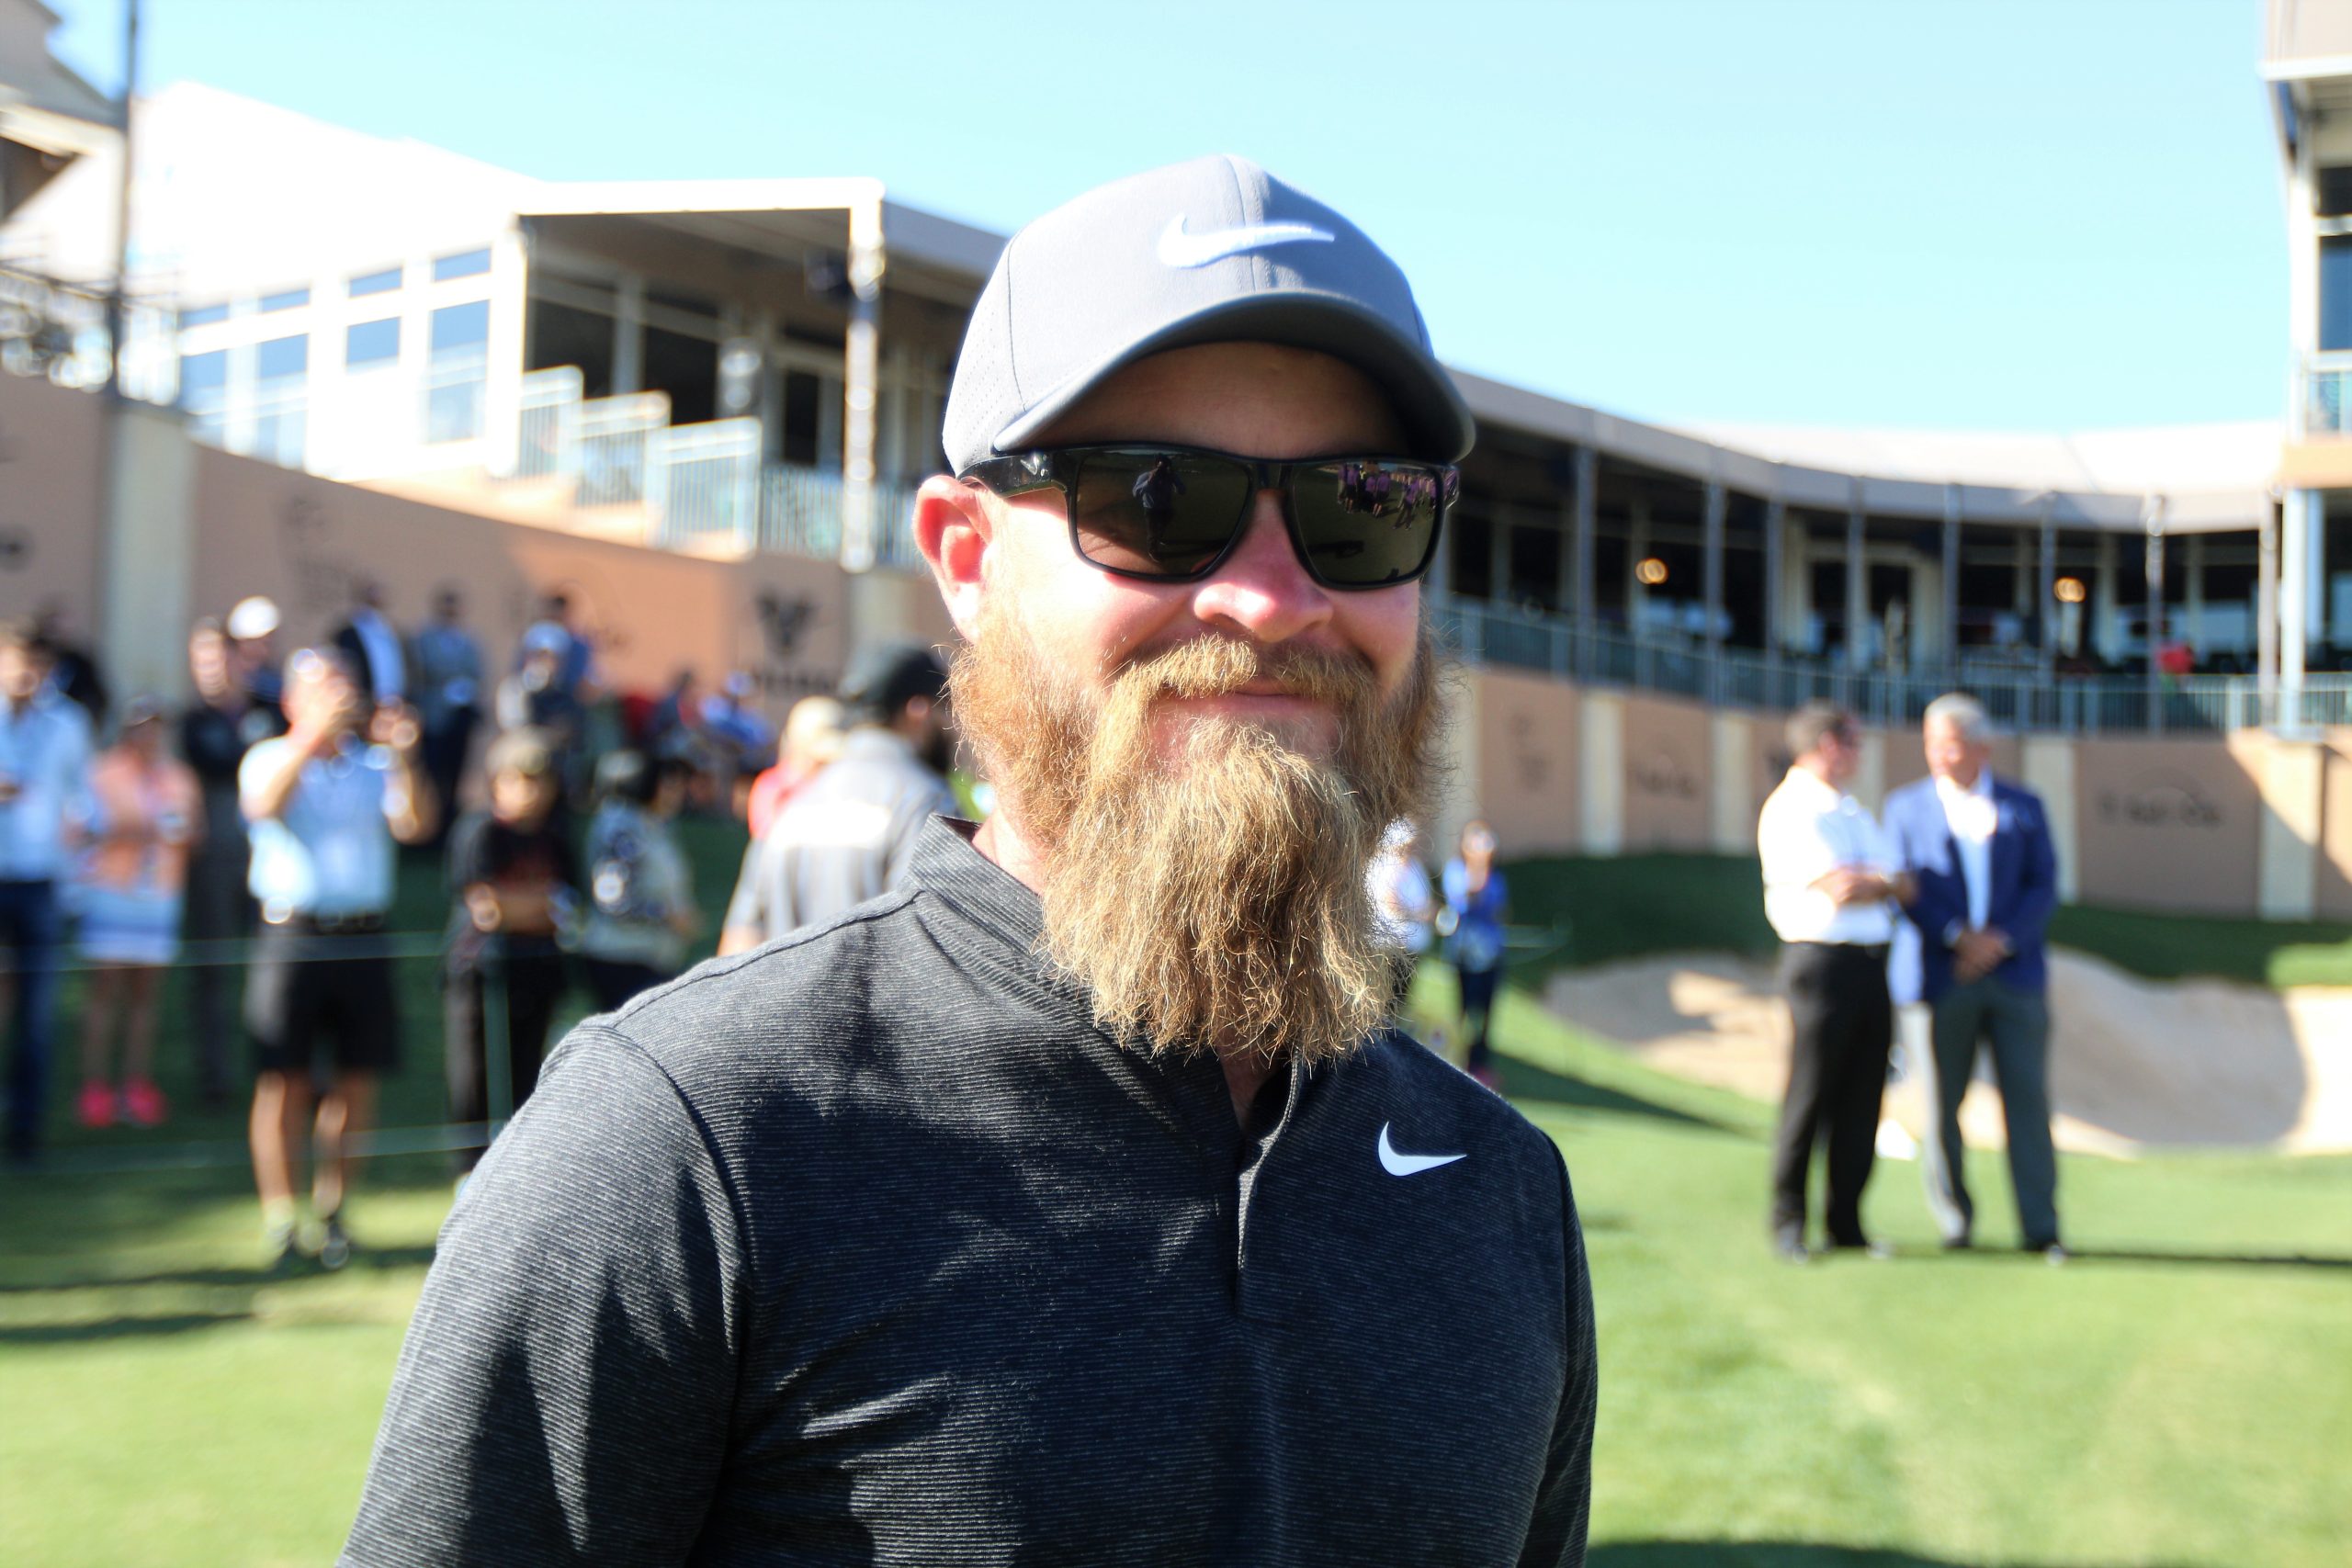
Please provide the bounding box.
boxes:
[909,816,1045,954]
[1934,767,1994,805]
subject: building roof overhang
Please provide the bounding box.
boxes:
[515,179,999,309]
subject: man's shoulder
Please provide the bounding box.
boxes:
[1348,1033,1567,1180]
[1883,776,1937,813]
[600,886,937,1076]
[1991,773,2046,813]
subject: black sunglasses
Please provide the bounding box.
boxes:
[959,444,1459,591]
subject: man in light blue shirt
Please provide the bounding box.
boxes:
[241,648,435,1267]
[0,621,94,1161]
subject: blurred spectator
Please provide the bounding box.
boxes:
[2155,639,2194,682]
[746,695,847,841]
[72,698,199,1129]
[1440,819,1510,1091]
[697,671,775,813]
[227,595,287,719]
[442,728,576,1172]
[1368,818,1435,1028]
[519,592,599,704]
[409,585,485,846]
[647,669,703,756]
[580,750,699,1011]
[495,627,585,775]
[700,671,775,765]
[333,579,409,707]
[179,617,278,1109]
[0,619,95,1162]
[242,649,435,1269]
[33,599,108,729]
[719,642,954,954]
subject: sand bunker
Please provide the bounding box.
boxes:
[1543,951,2352,1156]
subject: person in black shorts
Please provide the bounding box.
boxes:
[241,649,435,1269]
[440,728,577,1170]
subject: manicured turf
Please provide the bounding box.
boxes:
[6,899,2349,1562]
[1502,853,2352,989]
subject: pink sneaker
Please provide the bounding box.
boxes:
[76,1080,115,1129]
[120,1077,168,1128]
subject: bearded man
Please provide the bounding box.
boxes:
[343,156,1596,1568]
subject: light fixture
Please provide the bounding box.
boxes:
[2053,576,2086,604]
[1635,556,1668,586]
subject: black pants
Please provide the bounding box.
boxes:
[182,838,253,1103]
[1457,964,1501,1073]
[444,951,567,1169]
[1770,942,1892,1246]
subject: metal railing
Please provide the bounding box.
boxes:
[514,366,582,480]
[1431,593,2352,735]
[648,417,763,551]
[2301,352,2352,438]
[574,390,670,507]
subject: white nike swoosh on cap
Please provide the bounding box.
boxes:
[1157,214,1337,269]
[1377,1122,1466,1177]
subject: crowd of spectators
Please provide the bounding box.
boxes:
[0,581,903,1274]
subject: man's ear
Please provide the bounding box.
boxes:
[914,476,996,641]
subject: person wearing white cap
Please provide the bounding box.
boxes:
[225,596,286,719]
[346,157,1595,1566]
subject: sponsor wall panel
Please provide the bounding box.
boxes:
[2321,729,2352,921]
[1474,669,1577,855]
[0,371,104,626]
[1619,693,1712,851]
[188,446,849,716]
[2070,737,2262,916]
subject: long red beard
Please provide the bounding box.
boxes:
[950,604,1445,1065]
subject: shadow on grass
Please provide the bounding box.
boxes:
[1936,1245,2352,1274]
[0,1310,254,1345]
[1592,1546,2200,1568]
[1491,1052,1741,1135]
[0,1242,440,1294]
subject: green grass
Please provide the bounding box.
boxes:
[5,829,2350,1563]
[1502,853,2352,990]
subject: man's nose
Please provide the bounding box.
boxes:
[1187,491,1334,645]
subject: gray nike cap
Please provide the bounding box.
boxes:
[942,154,1475,474]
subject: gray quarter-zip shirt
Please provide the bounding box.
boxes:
[344,818,1596,1566]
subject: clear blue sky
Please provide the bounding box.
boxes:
[47,0,2286,434]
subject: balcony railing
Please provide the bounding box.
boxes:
[2299,352,2352,437]
[1431,593,2352,735]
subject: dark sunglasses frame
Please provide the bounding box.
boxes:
[958,443,1459,591]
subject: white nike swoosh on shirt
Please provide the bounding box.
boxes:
[1156,214,1337,269]
[1377,1122,1467,1177]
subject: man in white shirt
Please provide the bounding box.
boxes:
[1757,701,1909,1262]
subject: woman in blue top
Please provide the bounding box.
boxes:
[1440,819,1510,1089]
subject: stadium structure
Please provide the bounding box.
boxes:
[3,0,2351,922]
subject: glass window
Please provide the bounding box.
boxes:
[346,318,400,367]
[176,303,229,330]
[179,348,230,448]
[430,299,491,352]
[256,335,308,380]
[433,248,492,282]
[253,337,307,467]
[349,265,402,297]
[426,300,491,443]
[178,350,226,403]
[2324,237,2352,353]
[259,288,311,313]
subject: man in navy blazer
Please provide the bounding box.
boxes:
[1884,693,2064,1258]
